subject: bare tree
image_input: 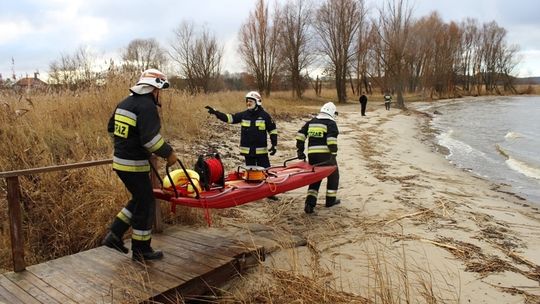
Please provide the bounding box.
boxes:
[314,0,364,103]
[48,46,99,90]
[374,0,413,108]
[353,3,370,96]
[459,18,479,92]
[121,38,167,73]
[238,0,281,97]
[170,21,223,94]
[277,0,314,99]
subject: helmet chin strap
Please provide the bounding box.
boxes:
[153,89,162,107]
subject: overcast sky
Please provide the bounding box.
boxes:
[1,0,540,80]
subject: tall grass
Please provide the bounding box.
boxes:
[0,84,461,303]
[0,81,327,271]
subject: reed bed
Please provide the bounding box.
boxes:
[0,83,462,302]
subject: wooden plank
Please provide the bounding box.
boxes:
[4,271,73,304]
[0,159,112,178]
[188,229,265,260]
[0,275,41,304]
[83,247,179,296]
[155,234,234,267]
[75,249,162,302]
[26,263,97,303]
[150,237,232,277]
[0,283,26,304]
[6,176,25,272]
[166,227,259,258]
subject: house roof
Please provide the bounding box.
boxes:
[15,77,47,87]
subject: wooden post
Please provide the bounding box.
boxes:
[6,176,25,272]
[150,155,163,233]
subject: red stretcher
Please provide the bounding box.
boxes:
[152,157,336,211]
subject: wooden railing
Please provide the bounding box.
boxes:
[0,156,162,272]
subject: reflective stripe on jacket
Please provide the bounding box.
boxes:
[296,117,339,156]
[216,107,277,156]
[107,93,172,172]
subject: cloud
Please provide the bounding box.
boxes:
[0,20,34,45]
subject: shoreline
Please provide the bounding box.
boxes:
[222,101,540,303]
[411,97,540,205]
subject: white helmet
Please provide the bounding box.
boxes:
[245,91,262,106]
[320,102,338,118]
[136,68,170,89]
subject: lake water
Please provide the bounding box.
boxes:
[416,96,540,204]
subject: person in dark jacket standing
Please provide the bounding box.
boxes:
[359,92,368,116]
[296,102,340,214]
[384,92,392,110]
[205,91,278,168]
[103,68,178,262]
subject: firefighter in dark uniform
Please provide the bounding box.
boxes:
[205,91,277,168]
[102,68,178,261]
[296,102,340,214]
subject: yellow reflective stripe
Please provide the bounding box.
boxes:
[132,229,152,241]
[326,190,337,197]
[309,123,327,130]
[269,129,278,135]
[114,114,136,127]
[113,163,150,172]
[226,114,233,123]
[296,133,306,141]
[256,147,268,154]
[307,189,318,198]
[116,208,131,224]
[327,139,337,145]
[240,147,250,154]
[241,120,250,127]
[255,120,266,130]
[145,136,165,153]
[307,145,330,154]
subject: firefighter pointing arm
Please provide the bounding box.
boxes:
[205,91,278,168]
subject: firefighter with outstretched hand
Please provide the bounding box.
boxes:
[296,102,340,214]
[103,68,177,262]
[205,91,278,168]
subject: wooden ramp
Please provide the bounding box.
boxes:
[0,226,265,303]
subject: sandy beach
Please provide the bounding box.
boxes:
[210,100,540,303]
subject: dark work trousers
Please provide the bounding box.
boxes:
[305,153,340,207]
[385,101,391,110]
[244,154,270,168]
[360,101,367,116]
[110,170,156,252]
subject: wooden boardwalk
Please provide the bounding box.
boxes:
[0,226,266,303]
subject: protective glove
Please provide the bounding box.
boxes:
[166,152,178,167]
[269,145,276,156]
[205,105,217,115]
[297,150,306,160]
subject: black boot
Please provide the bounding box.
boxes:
[132,249,164,261]
[102,232,129,254]
[267,195,279,201]
[325,199,341,208]
[304,203,315,214]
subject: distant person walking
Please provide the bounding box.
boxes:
[359,92,368,116]
[384,92,392,110]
